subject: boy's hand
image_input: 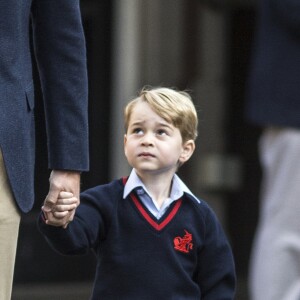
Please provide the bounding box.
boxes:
[42,191,79,228]
[43,170,80,213]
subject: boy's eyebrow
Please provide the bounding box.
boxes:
[158,122,173,129]
[130,120,173,129]
[129,121,144,127]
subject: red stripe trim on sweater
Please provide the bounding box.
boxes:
[130,192,182,231]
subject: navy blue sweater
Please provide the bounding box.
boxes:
[38,178,236,299]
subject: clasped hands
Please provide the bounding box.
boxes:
[42,170,81,228]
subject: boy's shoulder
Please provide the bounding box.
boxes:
[81,178,124,199]
[78,178,125,215]
[183,192,220,222]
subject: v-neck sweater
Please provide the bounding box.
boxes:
[38,178,236,300]
[123,169,199,219]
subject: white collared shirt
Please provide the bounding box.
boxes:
[123,169,200,219]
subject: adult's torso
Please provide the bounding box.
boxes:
[0,0,36,213]
[245,0,300,128]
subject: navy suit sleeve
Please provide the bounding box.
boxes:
[271,0,300,36]
[197,206,236,299]
[31,0,89,171]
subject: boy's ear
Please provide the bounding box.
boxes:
[179,140,195,164]
[124,134,127,152]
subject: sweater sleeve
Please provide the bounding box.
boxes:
[197,205,236,299]
[37,185,115,256]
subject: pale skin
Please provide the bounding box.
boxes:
[45,101,196,225]
[124,101,195,208]
[42,170,80,228]
[42,191,79,226]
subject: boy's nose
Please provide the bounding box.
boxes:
[141,133,154,146]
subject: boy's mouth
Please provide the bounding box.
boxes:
[138,152,155,157]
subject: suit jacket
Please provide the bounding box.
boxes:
[0,0,89,213]
[246,0,300,128]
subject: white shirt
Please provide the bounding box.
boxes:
[123,169,200,219]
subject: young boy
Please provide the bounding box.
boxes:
[38,87,236,299]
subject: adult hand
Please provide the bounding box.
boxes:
[42,191,79,227]
[43,170,81,227]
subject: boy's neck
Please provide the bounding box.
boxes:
[138,172,174,208]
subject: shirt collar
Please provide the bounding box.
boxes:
[123,169,200,203]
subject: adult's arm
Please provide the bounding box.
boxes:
[31,0,89,171]
[31,0,89,221]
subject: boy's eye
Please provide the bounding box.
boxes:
[157,129,167,136]
[132,128,143,134]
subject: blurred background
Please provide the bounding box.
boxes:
[13,0,261,299]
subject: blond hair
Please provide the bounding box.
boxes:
[124,87,198,142]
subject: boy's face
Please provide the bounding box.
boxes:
[124,101,195,180]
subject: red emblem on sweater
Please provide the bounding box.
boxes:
[173,230,193,253]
